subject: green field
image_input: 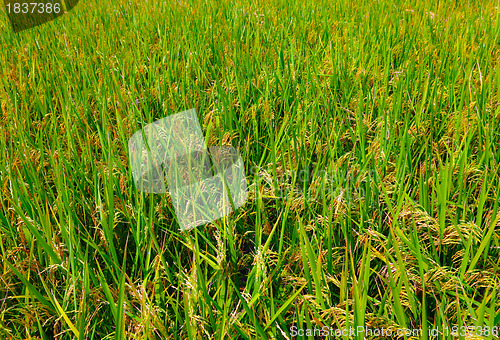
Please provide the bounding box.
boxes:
[1,0,500,338]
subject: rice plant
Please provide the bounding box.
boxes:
[1,0,500,338]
